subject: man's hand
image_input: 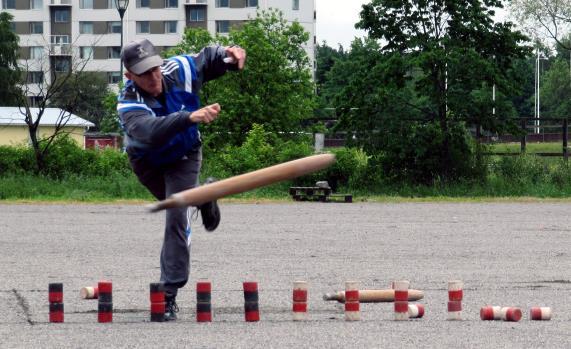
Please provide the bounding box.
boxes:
[189,103,220,124]
[224,46,246,70]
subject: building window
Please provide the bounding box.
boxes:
[165,0,177,8]
[80,46,93,59]
[30,46,44,60]
[247,0,257,7]
[54,58,70,73]
[165,21,177,34]
[136,21,150,34]
[80,0,93,9]
[137,0,150,8]
[2,0,15,9]
[108,72,121,84]
[54,9,70,23]
[190,8,205,21]
[292,0,299,10]
[215,20,229,34]
[9,22,15,31]
[79,21,93,34]
[30,22,43,34]
[215,0,228,8]
[51,35,69,44]
[108,46,121,59]
[30,0,43,9]
[108,21,121,33]
[27,71,44,84]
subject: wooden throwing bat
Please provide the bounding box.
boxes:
[148,153,336,212]
[323,289,424,303]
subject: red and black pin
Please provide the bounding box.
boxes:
[98,281,112,323]
[196,281,212,322]
[48,283,64,323]
[150,282,165,322]
[243,281,260,322]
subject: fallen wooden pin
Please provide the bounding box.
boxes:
[323,289,424,303]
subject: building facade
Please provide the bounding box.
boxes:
[3,0,315,102]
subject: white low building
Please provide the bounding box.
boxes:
[0,107,94,147]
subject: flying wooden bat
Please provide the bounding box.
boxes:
[148,153,336,212]
[323,289,424,303]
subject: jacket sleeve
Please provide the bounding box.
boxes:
[190,45,240,91]
[118,97,193,147]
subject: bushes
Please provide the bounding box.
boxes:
[0,145,34,175]
[376,121,486,184]
[203,124,314,178]
[489,155,571,192]
[201,124,370,191]
[303,147,371,191]
[492,155,547,186]
[4,129,571,200]
[0,135,132,178]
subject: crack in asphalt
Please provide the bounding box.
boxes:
[12,289,34,325]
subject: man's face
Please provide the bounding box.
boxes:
[125,66,163,97]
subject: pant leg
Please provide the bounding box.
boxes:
[128,155,166,201]
[160,148,202,297]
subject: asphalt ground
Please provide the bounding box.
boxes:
[0,202,570,348]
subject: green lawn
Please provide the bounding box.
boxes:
[488,142,566,154]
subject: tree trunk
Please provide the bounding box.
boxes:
[436,63,451,180]
[28,124,44,173]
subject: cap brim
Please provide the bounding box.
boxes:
[129,55,163,75]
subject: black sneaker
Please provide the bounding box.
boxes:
[199,177,221,231]
[164,296,179,321]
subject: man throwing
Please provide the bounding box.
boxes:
[118,39,246,321]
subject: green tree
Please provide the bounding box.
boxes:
[510,57,535,117]
[345,0,530,182]
[540,58,571,118]
[0,12,22,106]
[49,71,112,131]
[168,9,316,148]
[99,90,122,134]
[324,38,419,148]
[315,42,346,101]
[555,35,571,61]
[168,27,214,55]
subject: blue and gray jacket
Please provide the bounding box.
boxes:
[117,46,236,166]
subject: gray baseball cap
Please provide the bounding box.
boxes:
[121,39,163,75]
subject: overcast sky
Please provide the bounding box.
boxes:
[315,0,509,49]
[315,0,368,49]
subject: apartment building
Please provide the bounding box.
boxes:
[3,0,315,102]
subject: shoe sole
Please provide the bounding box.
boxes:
[202,200,220,231]
[202,178,221,231]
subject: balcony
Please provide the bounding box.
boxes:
[185,0,208,4]
[49,44,72,56]
[49,0,72,5]
[49,35,71,56]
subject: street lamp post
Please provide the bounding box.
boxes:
[534,49,547,134]
[115,0,129,80]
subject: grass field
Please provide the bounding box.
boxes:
[488,141,566,154]
[2,142,571,202]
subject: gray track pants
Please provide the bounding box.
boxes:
[129,148,202,298]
